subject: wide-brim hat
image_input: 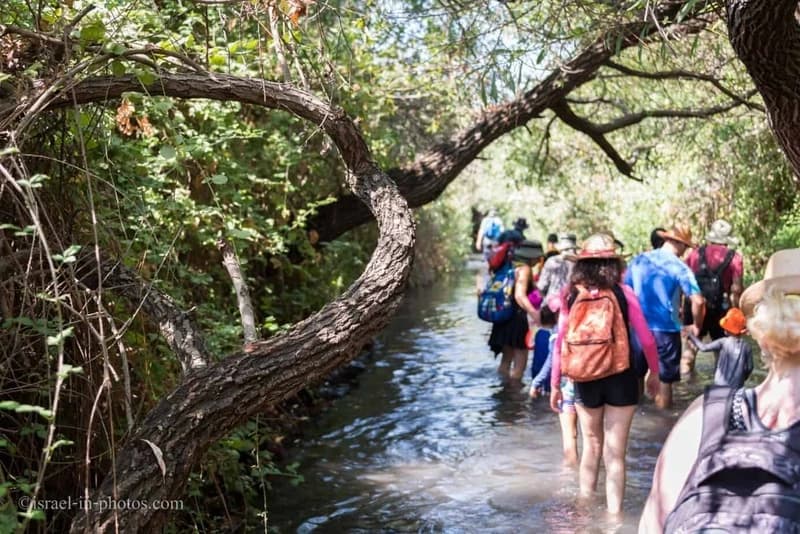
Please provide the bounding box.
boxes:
[719,307,747,335]
[512,240,544,262]
[706,219,738,246]
[556,233,578,253]
[741,248,800,316]
[658,224,696,248]
[566,233,623,261]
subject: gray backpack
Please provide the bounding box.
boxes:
[664,386,800,533]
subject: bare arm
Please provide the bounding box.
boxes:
[689,293,705,336]
[730,276,743,309]
[687,334,723,353]
[514,264,539,321]
[639,396,704,533]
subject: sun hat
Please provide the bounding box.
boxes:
[740,248,800,316]
[512,240,544,262]
[706,219,739,246]
[657,223,696,248]
[567,233,623,261]
[719,307,747,335]
[556,233,578,253]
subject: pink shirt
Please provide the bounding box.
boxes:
[550,283,659,389]
[685,244,743,291]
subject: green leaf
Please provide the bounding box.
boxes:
[209,52,227,66]
[0,401,20,411]
[57,364,83,379]
[208,174,228,185]
[159,145,177,160]
[16,174,47,189]
[12,404,53,420]
[46,326,75,347]
[110,60,126,77]
[107,42,127,56]
[136,69,157,87]
[80,19,106,43]
[45,439,74,454]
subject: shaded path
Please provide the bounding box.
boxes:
[269,265,715,533]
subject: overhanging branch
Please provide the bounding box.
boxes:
[550,90,758,179]
[604,60,765,112]
[551,99,639,180]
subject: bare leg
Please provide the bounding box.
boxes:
[680,341,697,375]
[602,404,637,514]
[559,411,579,466]
[656,381,673,410]
[509,347,528,383]
[497,346,514,377]
[575,404,605,498]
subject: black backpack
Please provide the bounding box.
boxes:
[695,246,735,312]
[664,386,800,533]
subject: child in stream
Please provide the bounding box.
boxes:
[529,297,579,466]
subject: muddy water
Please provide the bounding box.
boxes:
[268,266,718,533]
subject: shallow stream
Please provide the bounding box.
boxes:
[269,263,717,533]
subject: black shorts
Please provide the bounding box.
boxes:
[683,301,725,340]
[574,367,639,408]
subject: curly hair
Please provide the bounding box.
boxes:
[569,258,624,289]
[747,287,800,363]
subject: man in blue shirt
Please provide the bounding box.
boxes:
[625,224,706,409]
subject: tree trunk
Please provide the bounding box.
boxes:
[726,0,800,184]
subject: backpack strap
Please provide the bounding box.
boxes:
[716,248,736,276]
[611,283,628,325]
[698,385,736,455]
[698,245,709,273]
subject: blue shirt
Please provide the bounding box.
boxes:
[624,248,700,332]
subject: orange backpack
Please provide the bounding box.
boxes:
[561,285,630,382]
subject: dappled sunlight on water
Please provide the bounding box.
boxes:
[269,267,721,533]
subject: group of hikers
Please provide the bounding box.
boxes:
[474,209,800,532]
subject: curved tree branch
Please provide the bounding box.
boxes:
[7,74,417,531]
[307,1,716,242]
[551,99,639,180]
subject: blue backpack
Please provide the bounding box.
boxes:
[478,263,516,323]
[484,218,502,241]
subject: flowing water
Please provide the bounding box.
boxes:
[268,263,718,533]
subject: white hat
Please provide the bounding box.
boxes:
[706,219,738,246]
[556,233,577,253]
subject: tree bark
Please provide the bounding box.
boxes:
[726,0,800,184]
[32,77,418,532]
[307,0,715,243]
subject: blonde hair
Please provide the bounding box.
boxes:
[747,286,800,363]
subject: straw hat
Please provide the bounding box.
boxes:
[706,219,739,246]
[658,224,696,248]
[719,307,747,335]
[567,233,622,261]
[740,248,800,316]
